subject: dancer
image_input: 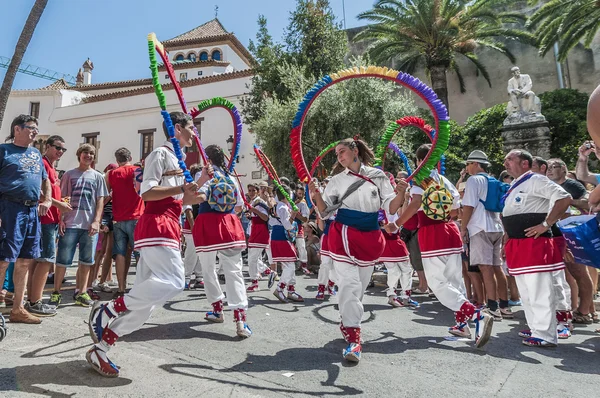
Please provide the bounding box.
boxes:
[309,137,405,363]
[86,111,200,377]
[192,145,251,338]
[393,144,494,348]
[294,185,311,275]
[315,210,337,301]
[271,185,305,303]
[246,183,271,292]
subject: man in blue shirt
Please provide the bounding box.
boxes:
[0,114,51,324]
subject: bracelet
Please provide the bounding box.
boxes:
[180,186,185,193]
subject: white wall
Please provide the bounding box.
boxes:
[1,91,60,140]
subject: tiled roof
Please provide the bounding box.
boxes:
[164,19,229,44]
[81,69,253,103]
[41,78,72,90]
[64,78,153,91]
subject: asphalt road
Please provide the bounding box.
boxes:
[1,265,600,398]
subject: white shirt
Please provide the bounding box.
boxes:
[251,196,269,218]
[462,173,504,236]
[319,164,396,219]
[269,200,294,230]
[410,169,460,210]
[502,172,571,218]
[140,141,186,199]
[296,200,309,218]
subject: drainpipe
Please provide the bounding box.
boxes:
[554,42,565,89]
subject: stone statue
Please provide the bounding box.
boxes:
[504,66,544,126]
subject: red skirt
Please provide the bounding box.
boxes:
[554,236,567,257]
[379,231,409,263]
[248,220,270,249]
[134,197,181,250]
[182,219,192,235]
[417,218,463,259]
[192,212,246,252]
[270,240,297,262]
[327,221,385,267]
[505,237,565,275]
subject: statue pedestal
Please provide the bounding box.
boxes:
[501,120,551,159]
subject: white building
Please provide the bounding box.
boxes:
[1,19,263,185]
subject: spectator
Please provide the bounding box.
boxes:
[0,114,51,324]
[531,156,548,175]
[460,150,511,319]
[50,144,109,308]
[547,158,589,212]
[106,148,145,297]
[576,141,600,187]
[27,135,72,317]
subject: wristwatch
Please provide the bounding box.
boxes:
[542,220,550,228]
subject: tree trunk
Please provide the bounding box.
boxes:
[429,65,450,115]
[0,0,49,132]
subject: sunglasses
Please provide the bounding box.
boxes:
[21,124,39,132]
[51,144,67,152]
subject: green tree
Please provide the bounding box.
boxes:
[527,0,600,61]
[353,0,536,112]
[0,0,49,130]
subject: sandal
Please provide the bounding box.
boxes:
[572,311,593,325]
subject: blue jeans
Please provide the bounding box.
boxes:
[2,262,14,292]
[56,228,98,267]
[36,223,58,263]
[0,199,40,262]
[112,219,138,257]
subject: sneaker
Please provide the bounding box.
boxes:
[448,322,472,338]
[205,311,224,323]
[86,346,119,377]
[327,284,337,296]
[89,301,116,344]
[73,290,79,300]
[316,290,325,301]
[9,309,42,324]
[273,289,288,303]
[196,280,204,289]
[301,266,312,275]
[189,279,197,290]
[87,288,101,301]
[402,297,420,309]
[388,296,404,308]
[25,300,57,317]
[474,311,494,348]
[246,284,259,293]
[342,343,362,362]
[508,299,522,306]
[557,326,571,339]
[518,329,532,338]
[499,307,514,319]
[236,321,252,338]
[75,292,94,307]
[522,337,557,347]
[49,291,62,307]
[287,291,304,302]
[268,272,277,289]
[98,283,113,293]
[484,308,503,321]
[412,287,429,295]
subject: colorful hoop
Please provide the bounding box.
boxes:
[309,140,340,177]
[290,66,449,186]
[253,145,298,212]
[387,142,413,176]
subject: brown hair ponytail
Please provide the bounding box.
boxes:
[331,137,375,175]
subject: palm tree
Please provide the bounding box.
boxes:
[0,0,49,130]
[354,0,536,112]
[527,0,600,62]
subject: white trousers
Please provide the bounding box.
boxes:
[198,248,247,310]
[296,237,308,263]
[278,261,296,287]
[552,269,571,312]
[515,272,558,344]
[384,261,412,298]
[266,246,274,265]
[247,247,269,281]
[334,261,374,328]
[317,255,337,286]
[111,246,184,338]
[422,254,467,312]
[183,233,202,278]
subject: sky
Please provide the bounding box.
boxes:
[0,0,376,90]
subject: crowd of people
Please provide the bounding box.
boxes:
[0,111,599,378]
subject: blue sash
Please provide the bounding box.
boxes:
[198,201,234,214]
[271,225,288,241]
[335,208,379,232]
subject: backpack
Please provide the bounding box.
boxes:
[479,175,510,213]
[421,177,454,221]
[207,173,238,213]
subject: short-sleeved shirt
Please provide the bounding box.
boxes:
[0,143,47,202]
[461,173,504,236]
[60,168,109,229]
[41,156,61,224]
[108,164,145,222]
[560,178,587,200]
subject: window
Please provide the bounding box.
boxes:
[30,102,40,118]
[82,132,99,149]
[211,50,221,61]
[200,51,209,61]
[139,129,155,160]
[197,71,203,76]
[165,74,170,80]
[187,53,196,61]
[175,54,184,61]
[179,72,188,81]
[33,135,48,153]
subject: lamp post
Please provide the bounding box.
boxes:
[226,135,234,153]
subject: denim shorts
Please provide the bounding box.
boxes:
[36,223,58,263]
[56,228,98,267]
[112,219,138,257]
[0,199,41,262]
